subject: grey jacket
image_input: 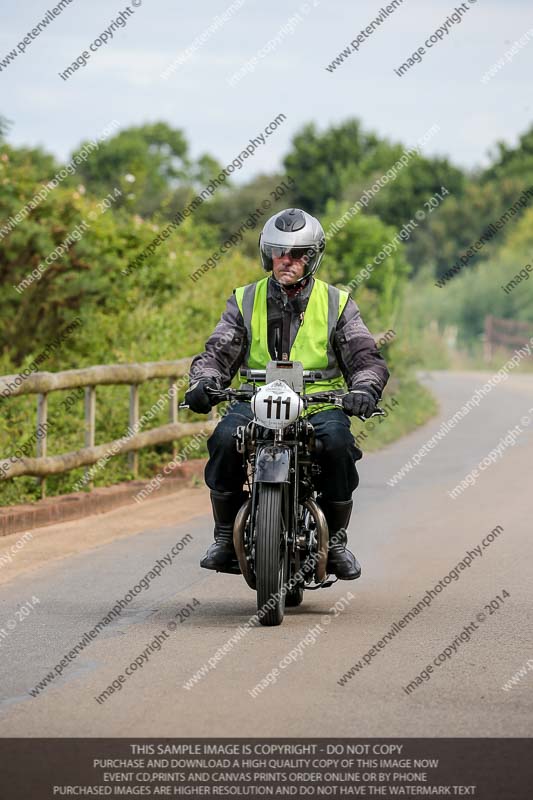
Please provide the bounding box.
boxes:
[189,277,389,399]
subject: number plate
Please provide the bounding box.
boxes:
[252,380,303,430]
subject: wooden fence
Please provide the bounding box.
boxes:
[0,360,218,497]
[484,316,533,362]
[0,331,394,498]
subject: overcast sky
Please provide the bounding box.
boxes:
[1,0,532,178]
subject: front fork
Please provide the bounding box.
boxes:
[250,440,297,577]
[235,425,317,585]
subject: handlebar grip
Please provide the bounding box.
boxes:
[179,383,219,408]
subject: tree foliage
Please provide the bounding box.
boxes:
[4,113,533,503]
[72,122,222,218]
[481,124,533,183]
[321,206,410,329]
[283,120,385,214]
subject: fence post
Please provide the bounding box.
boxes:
[129,385,139,477]
[37,393,47,498]
[84,386,96,489]
[169,377,178,459]
[484,315,493,364]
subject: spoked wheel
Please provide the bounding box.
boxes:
[255,484,288,626]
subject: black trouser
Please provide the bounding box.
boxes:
[204,402,361,503]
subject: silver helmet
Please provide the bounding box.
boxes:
[259,208,326,285]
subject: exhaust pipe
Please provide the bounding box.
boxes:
[234,496,329,589]
[233,498,255,590]
[304,498,329,582]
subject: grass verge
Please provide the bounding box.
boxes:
[351,377,438,453]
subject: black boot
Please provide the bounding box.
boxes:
[318,498,361,580]
[200,490,246,574]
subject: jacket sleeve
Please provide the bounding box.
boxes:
[188,294,246,388]
[333,297,390,399]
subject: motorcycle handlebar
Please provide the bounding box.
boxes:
[239,368,324,384]
[179,386,384,420]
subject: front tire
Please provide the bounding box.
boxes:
[255,484,287,626]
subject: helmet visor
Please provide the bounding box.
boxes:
[261,243,319,273]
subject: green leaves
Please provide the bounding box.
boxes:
[283,120,380,215]
[321,207,410,331]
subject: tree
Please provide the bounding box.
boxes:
[0,115,10,139]
[194,172,297,259]
[320,205,410,330]
[482,124,533,183]
[409,176,531,279]
[353,154,464,232]
[0,142,67,350]
[283,120,388,215]
[283,119,465,242]
[71,122,192,217]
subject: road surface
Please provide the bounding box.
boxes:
[0,371,532,736]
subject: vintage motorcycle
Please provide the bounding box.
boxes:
[182,360,382,627]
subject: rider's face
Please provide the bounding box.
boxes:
[272,252,307,286]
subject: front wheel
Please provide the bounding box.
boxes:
[255,484,288,626]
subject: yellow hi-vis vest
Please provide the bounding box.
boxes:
[234,276,349,411]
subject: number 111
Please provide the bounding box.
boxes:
[263,396,291,420]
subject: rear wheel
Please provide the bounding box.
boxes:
[255,484,288,626]
[285,584,304,607]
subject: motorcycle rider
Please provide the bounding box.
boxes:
[185,208,389,580]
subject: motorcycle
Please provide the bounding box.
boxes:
[181,360,382,627]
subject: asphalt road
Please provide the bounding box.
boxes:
[0,371,532,737]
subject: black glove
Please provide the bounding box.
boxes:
[342,385,377,418]
[185,378,220,414]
